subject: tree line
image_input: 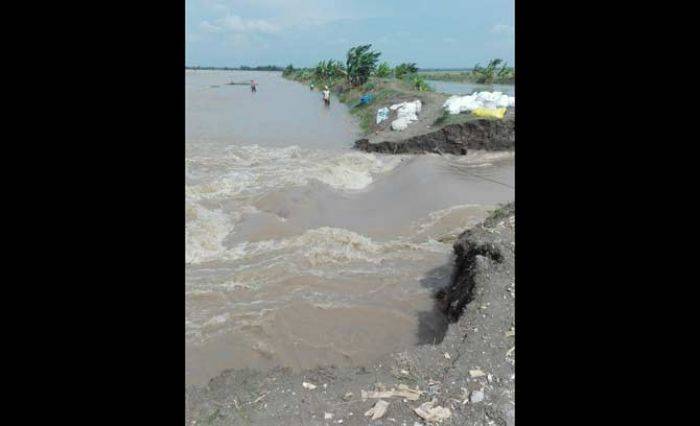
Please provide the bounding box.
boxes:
[282,44,513,88]
[186,65,284,71]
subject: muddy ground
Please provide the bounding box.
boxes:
[186,204,515,426]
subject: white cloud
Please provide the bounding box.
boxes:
[199,20,223,33]
[491,24,515,35]
[220,14,279,33]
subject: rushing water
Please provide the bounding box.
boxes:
[426,80,515,96]
[185,70,514,386]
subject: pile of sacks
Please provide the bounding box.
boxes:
[376,107,390,124]
[389,100,422,131]
[443,91,515,115]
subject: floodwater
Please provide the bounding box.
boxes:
[185,70,514,386]
[426,80,515,96]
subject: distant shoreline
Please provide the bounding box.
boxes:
[185,66,284,71]
[185,66,479,73]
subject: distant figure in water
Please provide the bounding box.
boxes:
[322,86,330,105]
[250,80,257,92]
[310,83,314,90]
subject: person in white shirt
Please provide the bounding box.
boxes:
[322,86,330,105]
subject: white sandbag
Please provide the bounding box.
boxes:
[391,117,411,131]
[442,91,515,115]
[389,100,421,131]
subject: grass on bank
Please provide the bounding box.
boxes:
[285,70,433,135]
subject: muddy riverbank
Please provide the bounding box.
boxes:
[355,116,515,155]
[186,204,515,426]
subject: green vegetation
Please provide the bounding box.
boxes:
[394,63,418,79]
[313,59,346,83]
[282,44,437,134]
[339,84,405,133]
[472,59,514,84]
[412,74,430,91]
[375,62,392,78]
[419,58,514,84]
[345,44,382,86]
[282,64,295,76]
[281,45,515,136]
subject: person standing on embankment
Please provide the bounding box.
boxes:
[250,80,257,92]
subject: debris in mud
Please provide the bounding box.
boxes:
[365,400,390,420]
[324,412,334,420]
[414,399,452,423]
[470,390,485,403]
[443,352,451,359]
[342,392,353,401]
[302,381,317,390]
[469,369,486,378]
[361,384,423,401]
[461,388,470,404]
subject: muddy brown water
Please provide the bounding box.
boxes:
[185,70,514,386]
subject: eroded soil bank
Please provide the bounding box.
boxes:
[355,117,515,155]
[186,204,515,425]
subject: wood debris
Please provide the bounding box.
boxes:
[414,399,451,423]
[364,400,389,420]
[361,384,422,401]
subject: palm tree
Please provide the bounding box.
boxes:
[314,59,346,82]
[394,63,418,79]
[473,59,512,84]
[346,44,381,86]
[375,62,391,78]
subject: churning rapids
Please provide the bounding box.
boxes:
[185,70,514,386]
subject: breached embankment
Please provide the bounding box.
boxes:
[354,117,515,155]
[186,203,515,426]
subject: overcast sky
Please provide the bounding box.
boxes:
[186,0,514,68]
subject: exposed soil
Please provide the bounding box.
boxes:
[186,204,515,425]
[355,117,515,155]
[364,83,452,143]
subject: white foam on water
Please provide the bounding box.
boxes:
[185,145,406,200]
[445,150,515,166]
[185,203,238,264]
[219,226,451,266]
[413,204,491,235]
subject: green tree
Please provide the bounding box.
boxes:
[314,59,346,82]
[412,74,429,91]
[346,44,381,86]
[282,64,295,76]
[375,62,391,78]
[472,59,512,84]
[394,63,418,79]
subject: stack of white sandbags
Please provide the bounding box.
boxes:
[443,91,515,115]
[390,100,422,131]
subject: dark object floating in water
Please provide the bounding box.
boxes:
[226,81,249,86]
